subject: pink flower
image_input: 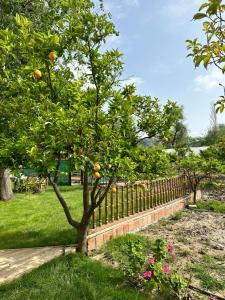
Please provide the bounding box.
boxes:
[209,296,217,300]
[143,271,153,279]
[163,265,170,274]
[149,256,155,265]
[167,242,175,253]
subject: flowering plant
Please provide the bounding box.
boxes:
[143,239,187,299]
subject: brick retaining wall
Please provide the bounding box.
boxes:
[87,191,201,251]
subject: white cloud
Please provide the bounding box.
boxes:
[104,0,140,19]
[121,76,144,86]
[194,68,225,91]
[162,0,202,18]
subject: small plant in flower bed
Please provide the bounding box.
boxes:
[142,239,187,300]
[103,235,188,299]
[102,234,152,282]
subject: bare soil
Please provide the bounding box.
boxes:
[140,209,225,298]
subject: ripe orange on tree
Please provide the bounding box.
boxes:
[111,186,117,193]
[49,51,57,61]
[93,172,101,180]
[93,163,101,172]
[33,69,42,80]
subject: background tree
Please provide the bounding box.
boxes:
[130,146,172,180]
[178,151,224,203]
[205,123,225,145]
[0,0,182,252]
[187,0,225,111]
[161,108,188,149]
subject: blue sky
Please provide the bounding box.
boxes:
[103,0,225,136]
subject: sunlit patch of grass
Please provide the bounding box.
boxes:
[196,200,225,214]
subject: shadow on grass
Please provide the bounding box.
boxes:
[0,229,76,249]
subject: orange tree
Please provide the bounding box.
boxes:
[178,151,224,203]
[0,0,182,252]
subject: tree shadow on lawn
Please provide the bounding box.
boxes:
[0,229,76,249]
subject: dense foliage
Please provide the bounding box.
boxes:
[0,0,182,251]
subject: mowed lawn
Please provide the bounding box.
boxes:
[0,254,147,300]
[0,186,83,249]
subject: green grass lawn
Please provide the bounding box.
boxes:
[0,254,148,300]
[0,184,178,249]
[0,186,83,249]
[196,199,225,213]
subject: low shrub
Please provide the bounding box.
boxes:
[103,235,188,299]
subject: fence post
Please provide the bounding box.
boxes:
[126,185,129,216]
[139,188,143,211]
[149,181,153,208]
[135,184,139,213]
[131,186,134,214]
[162,179,165,204]
[146,181,150,209]
[116,187,119,220]
[99,194,102,226]
[105,192,108,224]
[92,208,96,229]
[111,191,114,222]
[122,186,125,218]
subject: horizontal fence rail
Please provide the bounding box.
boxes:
[90,175,191,229]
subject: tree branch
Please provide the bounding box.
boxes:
[49,176,80,228]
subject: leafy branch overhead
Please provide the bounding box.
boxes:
[187,0,225,112]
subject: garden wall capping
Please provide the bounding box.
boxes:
[87,190,201,251]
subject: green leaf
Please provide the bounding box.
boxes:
[203,54,211,68]
[193,13,207,20]
[195,56,204,67]
[199,3,209,11]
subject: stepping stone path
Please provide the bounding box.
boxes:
[0,246,75,285]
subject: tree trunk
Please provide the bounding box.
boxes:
[0,169,13,201]
[77,224,89,254]
[193,188,197,204]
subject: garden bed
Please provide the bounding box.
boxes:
[98,203,225,299]
[141,208,225,297]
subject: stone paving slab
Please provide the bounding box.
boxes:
[0,246,75,285]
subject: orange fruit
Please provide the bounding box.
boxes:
[94,172,101,180]
[79,148,84,155]
[111,186,117,193]
[33,69,42,80]
[49,51,57,61]
[93,163,101,172]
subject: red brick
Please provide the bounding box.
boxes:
[116,227,124,236]
[96,234,104,248]
[129,223,135,231]
[88,238,96,251]
[123,224,129,233]
[104,232,113,242]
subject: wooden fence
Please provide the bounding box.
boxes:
[90,175,190,229]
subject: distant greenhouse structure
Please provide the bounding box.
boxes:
[165,147,209,155]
